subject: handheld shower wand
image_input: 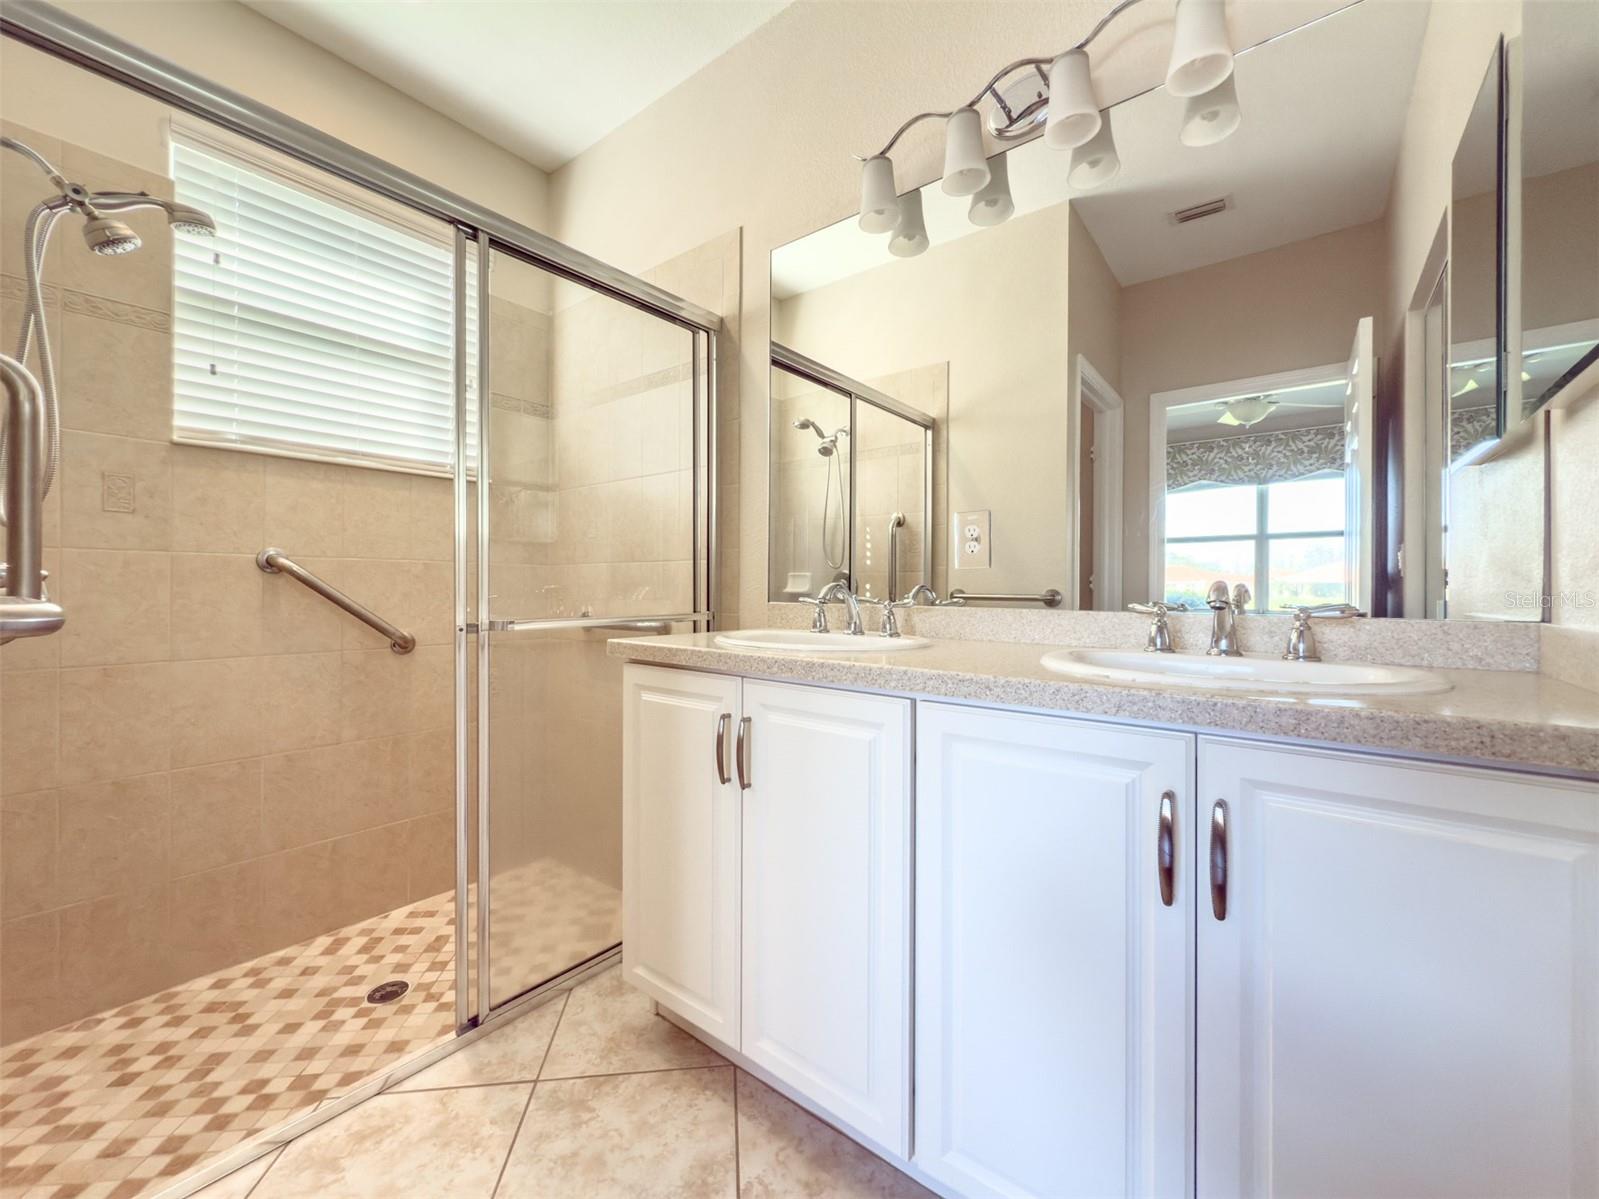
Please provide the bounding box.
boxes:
[0,136,217,528]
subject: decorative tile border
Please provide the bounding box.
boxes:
[62,287,172,332]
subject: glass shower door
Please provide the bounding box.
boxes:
[471,240,709,1014]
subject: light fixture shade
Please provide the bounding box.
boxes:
[968,152,1014,226]
[858,155,900,233]
[1166,0,1234,98]
[1068,114,1120,190]
[1045,50,1101,149]
[941,108,990,196]
[1180,72,1241,146]
[888,188,929,257]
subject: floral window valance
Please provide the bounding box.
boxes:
[1167,422,1345,491]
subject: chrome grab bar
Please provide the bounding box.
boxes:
[485,612,711,634]
[256,547,415,654]
[946,588,1064,608]
[0,353,64,643]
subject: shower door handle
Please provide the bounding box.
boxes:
[735,717,752,791]
[714,713,731,785]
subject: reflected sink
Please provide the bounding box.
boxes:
[1039,649,1452,696]
[715,629,931,653]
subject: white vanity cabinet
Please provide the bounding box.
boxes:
[914,703,1195,1199]
[1195,737,1599,1199]
[621,665,913,1156]
[621,664,742,1045]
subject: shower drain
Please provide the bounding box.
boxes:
[366,980,409,1005]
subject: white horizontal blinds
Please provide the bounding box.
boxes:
[172,135,477,475]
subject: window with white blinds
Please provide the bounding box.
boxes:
[172,133,475,475]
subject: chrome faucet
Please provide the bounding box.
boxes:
[817,580,865,635]
[796,594,830,633]
[1205,580,1250,657]
[1128,600,1184,652]
[1280,602,1365,661]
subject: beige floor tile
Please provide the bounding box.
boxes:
[252,1085,531,1199]
[497,1067,736,1199]
[190,1147,281,1199]
[394,993,566,1091]
[539,965,725,1080]
[734,1071,934,1199]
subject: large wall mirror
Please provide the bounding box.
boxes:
[769,0,1587,620]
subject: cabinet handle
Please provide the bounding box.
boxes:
[1209,799,1229,921]
[714,713,731,785]
[735,716,752,791]
[1157,790,1176,907]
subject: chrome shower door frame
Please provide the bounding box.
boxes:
[459,233,718,1028]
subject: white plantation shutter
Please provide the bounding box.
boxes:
[172,134,476,475]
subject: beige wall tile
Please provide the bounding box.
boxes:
[342,469,412,559]
[59,309,173,440]
[263,457,345,557]
[331,822,411,922]
[259,553,345,654]
[340,736,409,834]
[170,657,263,767]
[339,649,411,742]
[258,840,339,949]
[410,475,455,562]
[58,548,171,666]
[404,812,453,901]
[260,744,343,852]
[172,447,265,554]
[171,553,264,660]
[58,662,171,784]
[0,669,59,794]
[405,728,453,818]
[1,789,57,918]
[60,431,172,551]
[0,910,60,1045]
[168,859,266,981]
[170,758,264,875]
[256,652,341,754]
[56,772,171,906]
[59,885,177,1018]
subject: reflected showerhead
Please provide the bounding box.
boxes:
[793,418,824,437]
[167,204,217,236]
[81,216,142,256]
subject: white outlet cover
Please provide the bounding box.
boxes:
[953,509,991,569]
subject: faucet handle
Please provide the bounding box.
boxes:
[796,595,830,633]
[1128,601,1178,652]
[1128,600,1190,615]
[867,596,914,637]
[1278,603,1366,619]
[1231,583,1252,612]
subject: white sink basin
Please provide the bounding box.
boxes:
[1039,649,1451,696]
[715,629,931,653]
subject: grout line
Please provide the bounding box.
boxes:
[732,1067,742,1197]
[490,1085,536,1199]
[239,1146,281,1199]
[534,990,570,1082]
[399,1061,730,1096]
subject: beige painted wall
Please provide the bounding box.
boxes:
[1065,206,1123,608]
[774,203,1073,595]
[1117,218,1386,600]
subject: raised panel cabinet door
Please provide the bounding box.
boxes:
[621,664,741,1045]
[1196,737,1599,1199]
[739,679,913,1157]
[915,703,1196,1199]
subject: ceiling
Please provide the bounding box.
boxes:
[243,0,790,171]
[1166,377,1347,442]
[772,0,1430,298]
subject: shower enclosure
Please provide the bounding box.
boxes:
[0,5,716,1195]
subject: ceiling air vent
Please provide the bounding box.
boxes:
[1169,196,1232,225]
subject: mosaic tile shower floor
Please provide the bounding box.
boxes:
[0,859,622,1199]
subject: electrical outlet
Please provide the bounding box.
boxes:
[953,509,991,569]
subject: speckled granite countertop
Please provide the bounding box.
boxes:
[609,633,1599,778]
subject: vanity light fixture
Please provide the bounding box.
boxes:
[941,108,991,196]
[1068,113,1121,189]
[856,0,1236,249]
[1180,73,1243,146]
[968,153,1015,225]
[888,188,930,257]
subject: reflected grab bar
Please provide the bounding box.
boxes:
[256,547,416,654]
[946,588,1064,608]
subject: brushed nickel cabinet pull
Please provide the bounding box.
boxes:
[714,713,731,785]
[1157,790,1176,907]
[1210,799,1229,921]
[735,716,752,791]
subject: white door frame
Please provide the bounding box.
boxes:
[1147,361,1346,604]
[1073,356,1125,611]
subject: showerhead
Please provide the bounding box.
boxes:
[167,204,217,236]
[81,215,142,256]
[793,418,823,436]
